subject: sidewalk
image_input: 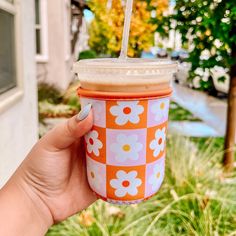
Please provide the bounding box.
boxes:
[169,121,220,137]
[171,83,227,137]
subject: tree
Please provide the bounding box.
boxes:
[155,0,236,170]
[224,27,236,171]
[88,0,168,57]
[71,0,89,54]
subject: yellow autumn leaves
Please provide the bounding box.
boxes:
[88,0,168,57]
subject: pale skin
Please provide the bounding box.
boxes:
[0,109,97,236]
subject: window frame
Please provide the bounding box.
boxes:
[64,0,71,61]
[35,0,48,63]
[0,0,24,114]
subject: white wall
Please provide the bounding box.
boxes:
[0,0,38,187]
[37,0,73,91]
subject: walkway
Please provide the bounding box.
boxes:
[170,83,230,138]
[169,121,220,137]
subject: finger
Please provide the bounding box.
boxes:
[40,104,93,151]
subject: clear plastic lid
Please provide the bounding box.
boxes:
[73,58,177,92]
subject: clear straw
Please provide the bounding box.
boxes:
[119,0,134,59]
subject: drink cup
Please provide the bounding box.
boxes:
[74,58,177,204]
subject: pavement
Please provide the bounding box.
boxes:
[168,121,220,137]
[170,82,228,137]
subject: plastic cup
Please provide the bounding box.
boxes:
[74,58,177,204]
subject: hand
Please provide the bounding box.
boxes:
[0,104,97,235]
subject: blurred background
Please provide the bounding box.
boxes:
[0,0,235,235]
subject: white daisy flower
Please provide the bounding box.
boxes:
[111,134,143,163]
[87,159,103,193]
[80,98,105,127]
[149,127,166,157]
[151,98,169,123]
[110,170,142,197]
[148,162,164,191]
[110,101,144,125]
[85,130,103,156]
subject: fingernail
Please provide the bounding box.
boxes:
[76,104,92,121]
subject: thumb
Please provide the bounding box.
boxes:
[40,104,93,151]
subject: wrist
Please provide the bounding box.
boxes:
[16,173,54,227]
[0,173,53,236]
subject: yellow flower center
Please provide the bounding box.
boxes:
[156,172,160,178]
[160,102,165,110]
[122,144,131,152]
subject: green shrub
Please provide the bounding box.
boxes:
[66,96,81,110]
[78,50,97,60]
[39,101,78,118]
[38,83,62,104]
[62,81,81,109]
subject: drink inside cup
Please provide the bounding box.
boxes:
[75,58,177,204]
[74,58,176,92]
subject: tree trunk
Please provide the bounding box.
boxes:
[71,10,83,54]
[223,44,236,171]
[71,0,88,55]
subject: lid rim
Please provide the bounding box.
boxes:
[77,87,172,99]
[74,58,177,69]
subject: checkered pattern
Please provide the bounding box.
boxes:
[81,95,170,204]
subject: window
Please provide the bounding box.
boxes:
[0,2,16,94]
[35,0,48,62]
[0,0,23,112]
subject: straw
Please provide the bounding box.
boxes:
[119,0,134,59]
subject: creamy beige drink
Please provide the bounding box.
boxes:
[74,58,177,92]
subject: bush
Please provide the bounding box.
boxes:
[62,81,81,109]
[78,50,97,60]
[38,81,81,120]
[39,101,78,119]
[154,0,236,91]
[38,83,62,104]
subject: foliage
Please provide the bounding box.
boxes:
[62,81,81,109]
[39,101,79,119]
[88,0,168,57]
[38,81,80,119]
[38,83,62,104]
[46,136,236,236]
[192,137,224,153]
[78,50,97,60]
[153,0,236,91]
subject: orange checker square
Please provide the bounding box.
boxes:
[106,100,147,129]
[146,122,168,163]
[106,165,145,201]
[84,126,106,164]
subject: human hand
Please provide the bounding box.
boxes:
[0,104,97,235]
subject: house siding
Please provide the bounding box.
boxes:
[37,0,73,91]
[0,0,38,187]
